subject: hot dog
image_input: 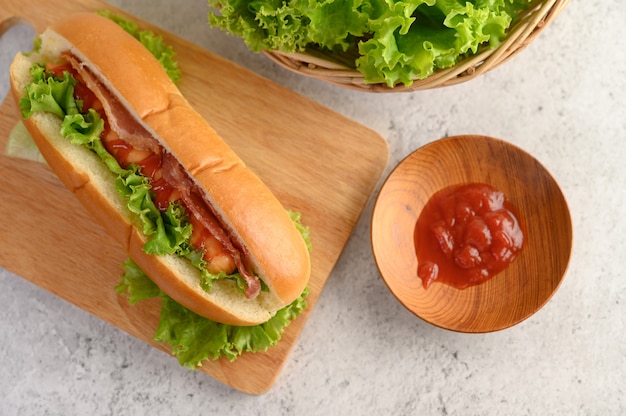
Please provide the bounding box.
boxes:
[10,12,311,326]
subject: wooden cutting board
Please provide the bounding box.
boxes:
[0,0,389,394]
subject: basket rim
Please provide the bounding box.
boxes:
[263,0,571,92]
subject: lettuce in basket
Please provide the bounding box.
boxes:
[207,0,533,87]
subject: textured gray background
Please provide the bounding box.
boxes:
[1,1,624,414]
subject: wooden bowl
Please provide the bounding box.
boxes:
[370,135,572,333]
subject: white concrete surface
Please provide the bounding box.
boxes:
[1,1,624,414]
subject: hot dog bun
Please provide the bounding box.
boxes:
[10,13,310,326]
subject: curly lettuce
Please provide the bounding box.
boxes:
[116,259,309,367]
[208,0,533,87]
[19,65,79,118]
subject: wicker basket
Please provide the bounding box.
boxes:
[263,0,570,92]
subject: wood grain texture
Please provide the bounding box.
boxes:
[0,0,389,394]
[371,135,572,333]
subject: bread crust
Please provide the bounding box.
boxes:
[10,13,310,325]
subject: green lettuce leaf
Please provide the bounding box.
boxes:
[115,258,162,304]
[19,64,79,119]
[115,258,309,367]
[207,0,533,87]
[289,210,312,252]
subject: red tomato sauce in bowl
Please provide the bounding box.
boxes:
[415,183,524,290]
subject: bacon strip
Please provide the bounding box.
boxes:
[64,53,160,153]
[163,154,261,298]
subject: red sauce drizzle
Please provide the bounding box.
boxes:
[414,183,524,290]
[53,61,180,213]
